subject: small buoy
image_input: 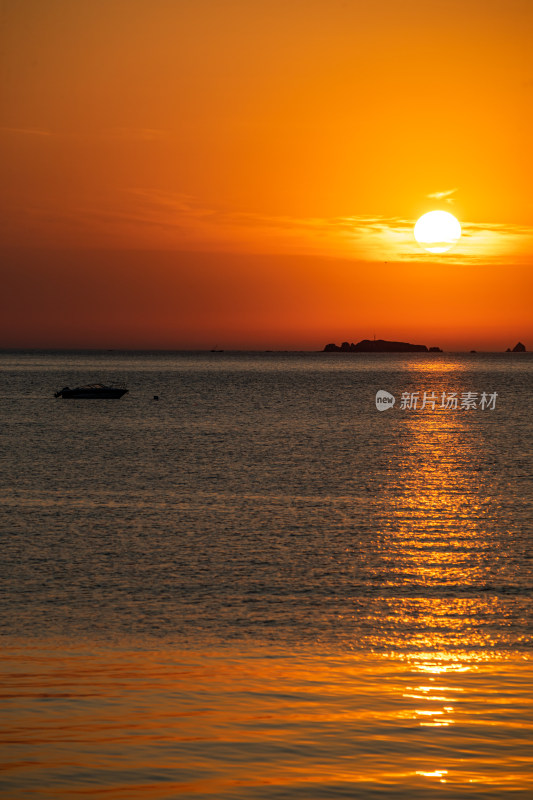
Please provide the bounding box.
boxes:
[153,395,159,401]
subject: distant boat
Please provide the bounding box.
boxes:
[210,347,225,352]
[54,384,128,399]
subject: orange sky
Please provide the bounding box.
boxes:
[1,0,532,350]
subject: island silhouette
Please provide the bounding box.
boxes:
[324,339,442,353]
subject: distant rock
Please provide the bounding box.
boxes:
[512,342,526,352]
[323,338,430,353]
[506,348,511,352]
[470,350,477,354]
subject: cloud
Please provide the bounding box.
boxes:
[82,193,434,261]
[0,127,52,137]
[5,184,533,266]
[70,192,533,264]
[426,188,457,200]
[426,189,457,203]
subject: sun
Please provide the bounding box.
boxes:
[414,210,461,253]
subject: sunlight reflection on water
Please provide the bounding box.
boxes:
[0,645,532,799]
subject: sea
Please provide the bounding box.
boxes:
[0,350,531,799]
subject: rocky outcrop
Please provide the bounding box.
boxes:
[324,339,431,353]
[512,342,526,352]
